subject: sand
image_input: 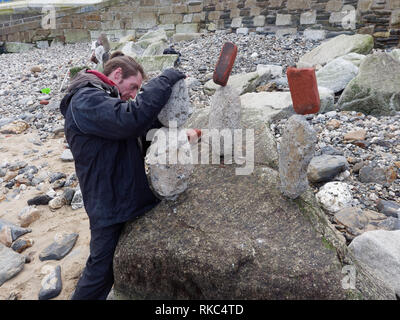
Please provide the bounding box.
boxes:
[0,127,91,300]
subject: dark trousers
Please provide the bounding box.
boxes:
[71,223,125,300]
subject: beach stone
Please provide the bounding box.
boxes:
[38,265,62,300]
[316,182,353,213]
[358,165,387,184]
[208,85,242,157]
[158,79,192,128]
[298,34,373,67]
[60,149,74,162]
[349,230,400,297]
[71,189,83,210]
[0,219,32,244]
[334,207,387,236]
[27,194,53,206]
[343,129,367,141]
[316,57,359,93]
[145,127,194,199]
[279,115,317,199]
[39,233,79,261]
[11,238,34,253]
[307,154,349,183]
[17,206,41,227]
[49,172,66,184]
[48,196,67,210]
[63,188,76,205]
[0,121,29,134]
[0,243,25,286]
[376,200,400,218]
[337,52,400,116]
[142,40,169,56]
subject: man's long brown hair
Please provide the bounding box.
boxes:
[103,51,146,80]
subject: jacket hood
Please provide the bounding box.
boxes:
[60,69,119,117]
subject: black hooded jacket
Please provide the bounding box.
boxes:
[60,69,177,230]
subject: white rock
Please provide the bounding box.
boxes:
[256,64,283,78]
[316,181,353,213]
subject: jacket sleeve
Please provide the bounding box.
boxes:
[68,73,174,140]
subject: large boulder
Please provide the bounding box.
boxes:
[113,163,395,299]
[4,42,35,53]
[337,52,400,116]
[298,34,373,68]
[349,230,400,297]
[135,55,178,72]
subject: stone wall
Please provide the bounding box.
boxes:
[0,0,399,48]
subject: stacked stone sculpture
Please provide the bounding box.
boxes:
[146,79,194,199]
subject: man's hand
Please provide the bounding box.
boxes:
[162,68,186,86]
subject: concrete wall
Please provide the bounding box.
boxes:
[0,0,399,48]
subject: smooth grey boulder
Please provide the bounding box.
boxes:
[349,230,400,297]
[316,57,359,93]
[114,164,395,300]
[307,154,349,183]
[337,52,400,116]
[0,243,25,286]
[157,79,192,128]
[279,115,317,199]
[298,34,373,67]
[39,233,79,261]
[38,265,62,300]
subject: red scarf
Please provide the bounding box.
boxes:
[86,69,117,87]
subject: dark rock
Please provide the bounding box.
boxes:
[27,195,53,206]
[359,165,387,184]
[39,233,79,261]
[113,165,394,300]
[62,188,75,205]
[49,172,67,184]
[320,146,343,156]
[307,154,349,183]
[38,265,62,300]
[376,200,400,218]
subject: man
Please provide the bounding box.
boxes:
[60,52,186,300]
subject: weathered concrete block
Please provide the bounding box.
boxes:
[231,17,242,28]
[287,0,312,10]
[276,14,292,26]
[159,13,183,24]
[300,10,317,25]
[253,15,266,27]
[131,12,157,29]
[176,23,199,33]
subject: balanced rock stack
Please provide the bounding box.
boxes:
[208,42,241,159]
[145,79,194,199]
